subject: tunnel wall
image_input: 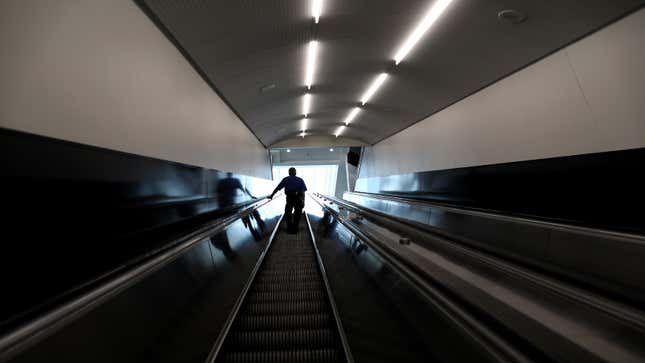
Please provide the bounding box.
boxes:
[0,0,275,330]
[359,8,645,178]
[0,0,270,179]
[355,8,645,232]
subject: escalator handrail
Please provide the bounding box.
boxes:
[316,193,645,330]
[0,198,272,362]
[304,210,354,363]
[311,194,539,363]
[206,212,284,362]
[344,191,645,240]
[313,193,645,361]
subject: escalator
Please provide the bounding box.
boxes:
[7,190,644,362]
[214,217,350,363]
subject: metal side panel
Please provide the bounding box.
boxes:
[5,200,283,363]
[305,200,507,363]
[343,191,645,306]
[320,194,645,362]
[0,128,273,327]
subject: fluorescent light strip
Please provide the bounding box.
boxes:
[300,132,306,138]
[334,125,346,137]
[305,41,318,89]
[312,0,323,23]
[301,118,308,132]
[344,107,361,125]
[303,93,311,117]
[394,0,454,65]
[360,73,388,105]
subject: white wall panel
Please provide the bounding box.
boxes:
[0,0,271,179]
[361,8,645,178]
[567,9,645,151]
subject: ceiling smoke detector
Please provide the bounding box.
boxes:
[497,9,527,24]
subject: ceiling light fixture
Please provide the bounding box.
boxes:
[394,0,454,65]
[343,107,361,125]
[360,73,388,105]
[303,93,311,117]
[287,149,291,152]
[300,132,306,138]
[312,0,323,24]
[334,125,346,137]
[329,148,334,152]
[305,40,318,89]
[301,118,308,132]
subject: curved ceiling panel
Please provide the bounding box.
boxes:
[139,0,644,146]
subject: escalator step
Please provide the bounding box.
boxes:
[260,266,318,272]
[257,272,319,280]
[218,220,343,363]
[228,329,336,350]
[245,301,327,315]
[257,278,312,284]
[263,259,316,266]
[253,281,322,292]
[248,291,325,303]
[260,268,318,275]
[223,349,340,363]
[237,313,331,330]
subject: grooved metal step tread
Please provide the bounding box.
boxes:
[257,272,319,279]
[218,220,343,363]
[228,329,336,350]
[223,349,340,363]
[248,291,325,303]
[237,314,332,331]
[255,278,320,285]
[244,301,328,315]
[253,281,323,292]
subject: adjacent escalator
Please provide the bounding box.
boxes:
[216,218,346,363]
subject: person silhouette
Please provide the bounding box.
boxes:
[269,167,307,234]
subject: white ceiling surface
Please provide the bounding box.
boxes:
[142,0,644,146]
[270,135,366,149]
[358,8,645,178]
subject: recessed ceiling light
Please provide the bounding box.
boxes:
[361,73,388,105]
[301,118,308,132]
[303,93,311,117]
[334,125,346,137]
[343,107,361,125]
[300,132,306,138]
[312,0,323,24]
[305,40,318,89]
[394,0,454,65]
[287,149,291,152]
[329,148,334,152]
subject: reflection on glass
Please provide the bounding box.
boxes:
[210,231,236,261]
[216,172,255,208]
[242,210,266,242]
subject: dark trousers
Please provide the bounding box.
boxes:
[284,192,304,232]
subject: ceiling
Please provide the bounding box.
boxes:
[140,0,644,147]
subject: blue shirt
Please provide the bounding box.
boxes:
[275,175,307,193]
